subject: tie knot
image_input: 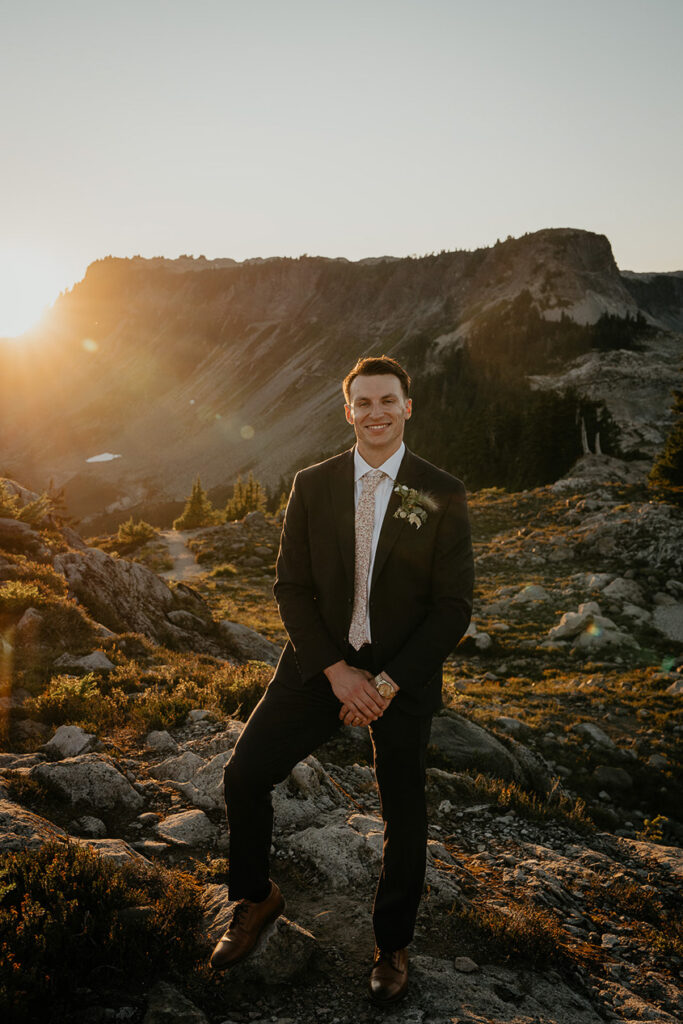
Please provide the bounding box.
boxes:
[362,470,385,494]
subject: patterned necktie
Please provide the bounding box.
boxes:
[348,469,385,650]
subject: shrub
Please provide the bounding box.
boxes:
[116,517,158,549]
[0,481,53,526]
[0,842,205,1023]
[25,674,126,731]
[0,581,44,614]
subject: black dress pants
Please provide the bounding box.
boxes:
[223,652,432,951]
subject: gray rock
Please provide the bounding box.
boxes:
[171,751,232,811]
[602,577,645,605]
[271,756,346,833]
[156,809,215,846]
[282,820,380,887]
[74,837,149,866]
[53,650,115,672]
[44,724,96,759]
[593,765,633,790]
[53,546,220,654]
[511,584,550,603]
[145,730,179,753]
[653,603,683,642]
[454,955,479,972]
[647,753,669,769]
[495,716,531,739]
[0,798,67,851]
[665,678,683,695]
[186,709,211,723]
[218,620,280,665]
[16,606,43,639]
[572,723,615,749]
[167,609,208,631]
[548,602,602,640]
[143,981,209,1024]
[72,814,107,837]
[430,713,524,783]
[149,750,205,783]
[31,754,144,813]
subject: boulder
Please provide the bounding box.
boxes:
[653,603,683,642]
[572,723,615,749]
[202,883,316,983]
[494,716,531,739]
[593,765,633,790]
[149,750,205,783]
[272,755,346,833]
[0,798,67,851]
[218,620,280,665]
[44,724,96,759]
[74,837,149,866]
[602,577,645,605]
[31,754,144,814]
[282,820,379,888]
[171,751,233,811]
[72,815,107,837]
[156,809,215,846]
[429,713,524,783]
[143,981,209,1024]
[511,584,550,604]
[145,730,179,753]
[53,650,115,672]
[53,546,221,654]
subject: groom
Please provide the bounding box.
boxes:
[210,356,474,1003]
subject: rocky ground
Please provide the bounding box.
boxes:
[0,462,681,1024]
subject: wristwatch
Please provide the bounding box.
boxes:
[374,673,396,700]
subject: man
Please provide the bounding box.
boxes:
[210,356,474,1003]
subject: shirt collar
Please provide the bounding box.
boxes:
[354,442,405,483]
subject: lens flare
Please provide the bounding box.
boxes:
[82,338,98,353]
[241,425,255,439]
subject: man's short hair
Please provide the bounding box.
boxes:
[342,356,411,403]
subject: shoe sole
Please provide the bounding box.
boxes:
[210,896,286,971]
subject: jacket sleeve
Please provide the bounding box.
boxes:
[383,488,474,693]
[273,472,345,680]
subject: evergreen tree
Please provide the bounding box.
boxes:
[649,386,683,506]
[225,471,267,520]
[173,476,221,529]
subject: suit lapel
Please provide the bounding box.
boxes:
[371,447,425,588]
[329,447,355,588]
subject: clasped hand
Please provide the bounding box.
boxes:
[323,660,390,726]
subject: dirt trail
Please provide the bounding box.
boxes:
[158,529,204,581]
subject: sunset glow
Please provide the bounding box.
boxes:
[0,249,69,338]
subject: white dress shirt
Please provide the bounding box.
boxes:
[353,442,405,641]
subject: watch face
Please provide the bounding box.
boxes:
[377,681,393,698]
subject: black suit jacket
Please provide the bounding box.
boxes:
[272,445,474,716]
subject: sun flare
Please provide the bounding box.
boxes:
[0,248,68,338]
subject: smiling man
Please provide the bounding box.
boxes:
[210,355,474,1004]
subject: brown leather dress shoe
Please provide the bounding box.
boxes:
[368,946,409,1004]
[209,881,285,970]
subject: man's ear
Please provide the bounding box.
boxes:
[405,399,412,420]
[344,404,354,425]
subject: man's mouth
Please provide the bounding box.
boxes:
[367,424,390,432]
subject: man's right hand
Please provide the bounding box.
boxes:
[323,660,389,724]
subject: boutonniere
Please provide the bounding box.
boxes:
[393,484,438,529]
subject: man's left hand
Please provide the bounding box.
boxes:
[339,673,399,726]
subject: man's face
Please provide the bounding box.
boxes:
[345,374,412,463]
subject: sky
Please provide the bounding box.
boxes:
[1,0,682,336]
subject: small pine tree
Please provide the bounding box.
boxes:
[173,476,222,529]
[649,386,683,506]
[225,471,267,520]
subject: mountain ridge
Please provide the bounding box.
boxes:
[1,227,681,524]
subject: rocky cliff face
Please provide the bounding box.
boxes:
[1,228,681,521]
